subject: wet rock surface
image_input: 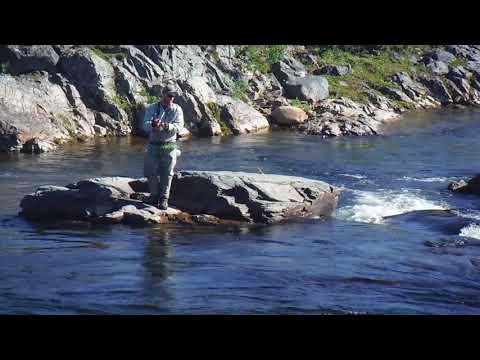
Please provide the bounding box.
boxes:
[449,175,480,195]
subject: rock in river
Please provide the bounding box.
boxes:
[19,171,341,226]
[448,174,480,195]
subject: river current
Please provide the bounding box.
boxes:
[1,108,480,314]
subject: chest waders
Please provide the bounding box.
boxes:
[143,103,179,209]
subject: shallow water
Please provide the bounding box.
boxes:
[1,107,480,314]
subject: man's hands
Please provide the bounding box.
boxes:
[152,118,168,130]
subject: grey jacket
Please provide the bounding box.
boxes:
[143,102,184,143]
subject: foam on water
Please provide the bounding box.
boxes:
[396,176,450,183]
[339,174,367,180]
[452,209,480,221]
[336,189,448,224]
[459,224,480,240]
[0,172,17,178]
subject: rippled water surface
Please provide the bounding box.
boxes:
[1,107,480,314]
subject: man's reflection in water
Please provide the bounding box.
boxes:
[141,227,174,303]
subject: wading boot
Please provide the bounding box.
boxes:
[145,195,159,206]
[158,197,169,210]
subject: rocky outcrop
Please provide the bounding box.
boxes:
[19,171,341,225]
[299,97,399,136]
[3,44,480,153]
[448,175,480,195]
[417,75,453,105]
[0,72,96,152]
[58,47,131,135]
[0,45,59,75]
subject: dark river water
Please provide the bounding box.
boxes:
[1,107,480,314]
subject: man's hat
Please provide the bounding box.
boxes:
[162,84,178,97]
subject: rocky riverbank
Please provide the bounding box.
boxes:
[19,171,340,225]
[2,45,480,153]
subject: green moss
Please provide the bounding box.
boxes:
[392,100,416,110]
[230,79,249,102]
[138,88,159,104]
[289,98,313,112]
[111,93,136,118]
[314,46,426,103]
[237,45,288,74]
[88,46,112,63]
[207,102,232,135]
[57,113,76,137]
[88,46,126,63]
[450,57,467,68]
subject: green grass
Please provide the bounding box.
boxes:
[237,45,288,74]
[0,61,9,74]
[449,57,467,68]
[138,88,159,104]
[207,102,232,135]
[88,46,126,63]
[289,98,313,112]
[57,113,77,137]
[392,100,416,110]
[315,46,425,106]
[111,94,133,113]
[230,79,249,102]
[88,46,112,62]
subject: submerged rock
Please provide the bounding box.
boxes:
[19,171,340,226]
[448,175,480,195]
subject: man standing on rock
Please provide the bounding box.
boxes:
[143,84,184,210]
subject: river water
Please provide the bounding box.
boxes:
[1,108,480,314]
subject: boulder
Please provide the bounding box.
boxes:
[0,45,59,75]
[425,49,456,64]
[445,45,472,58]
[446,46,480,62]
[169,171,340,223]
[465,61,480,76]
[217,96,270,135]
[21,138,57,154]
[425,60,449,75]
[271,57,307,84]
[448,66,472,80]
[444,78,469,103]
[448,175,480,195]
[391,72,430,100]
[379,86,413,103]
[19,171,341,225]
[314,64,352,76]
[271,106,308,125]
[417,76,453,105]
[283,76,329,103]
[365,89,395,111]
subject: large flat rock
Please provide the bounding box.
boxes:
[19,171,340,226]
